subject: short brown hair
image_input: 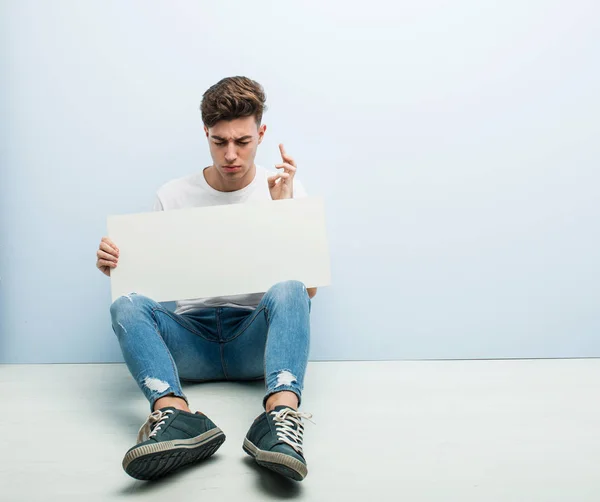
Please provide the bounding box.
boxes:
[200,76,267,127]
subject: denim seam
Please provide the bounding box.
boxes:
[262,305,272,394]
[225,306,269,343]
[149,307,186,402]
[216,308,229,379]
[260,299,307,408]
[153,307,218,343]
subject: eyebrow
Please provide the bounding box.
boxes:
[211,135,253,141]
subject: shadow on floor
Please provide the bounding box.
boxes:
[117,455,222,496]
[242,456,303,499]
[116,456,302,499]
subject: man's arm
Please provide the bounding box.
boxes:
[307,287,317,299]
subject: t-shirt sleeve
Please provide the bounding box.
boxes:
[153,195,164,211]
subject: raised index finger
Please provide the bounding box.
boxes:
[279,143,295,165]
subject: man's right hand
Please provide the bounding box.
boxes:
[96,237,119,276]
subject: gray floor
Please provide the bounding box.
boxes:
[1,359,599,501]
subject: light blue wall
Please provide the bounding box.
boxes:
[2,1,599,363]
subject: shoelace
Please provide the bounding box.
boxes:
[136,409,175,443]
[271,408,313,454]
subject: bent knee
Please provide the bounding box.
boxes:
[267,280,308,300]
[110,292,152,320]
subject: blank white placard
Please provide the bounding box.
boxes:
[107,197,331,302]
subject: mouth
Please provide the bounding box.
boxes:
[222,165,241,173]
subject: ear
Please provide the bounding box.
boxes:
[204,125,209,138]
[257,124,267,144]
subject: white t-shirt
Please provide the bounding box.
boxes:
[153,165,307,315]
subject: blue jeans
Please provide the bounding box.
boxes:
[110,280,311,411]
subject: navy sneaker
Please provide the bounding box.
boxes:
[122,407,226,480]
[243,406,312,481]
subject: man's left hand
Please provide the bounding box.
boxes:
[268,144,296,200]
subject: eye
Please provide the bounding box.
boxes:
[214,141,226,146]
[237,141,250,146]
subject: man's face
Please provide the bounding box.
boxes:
[205,116,266,187]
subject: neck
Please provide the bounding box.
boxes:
[204,164,256,192]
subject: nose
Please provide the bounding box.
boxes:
[224,143,237,163]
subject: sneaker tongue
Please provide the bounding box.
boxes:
[156,406,178,412]
[271,405,295,413]
[155,406,203,416]
[269,406,298,427]
[155,406,181,415]
[138,407,177,444]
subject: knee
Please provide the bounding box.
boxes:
[266,280,308,304]
[109,293,152,323]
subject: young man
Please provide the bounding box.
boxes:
[96,76,316,482]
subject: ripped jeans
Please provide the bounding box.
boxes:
[110,280,311,411]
